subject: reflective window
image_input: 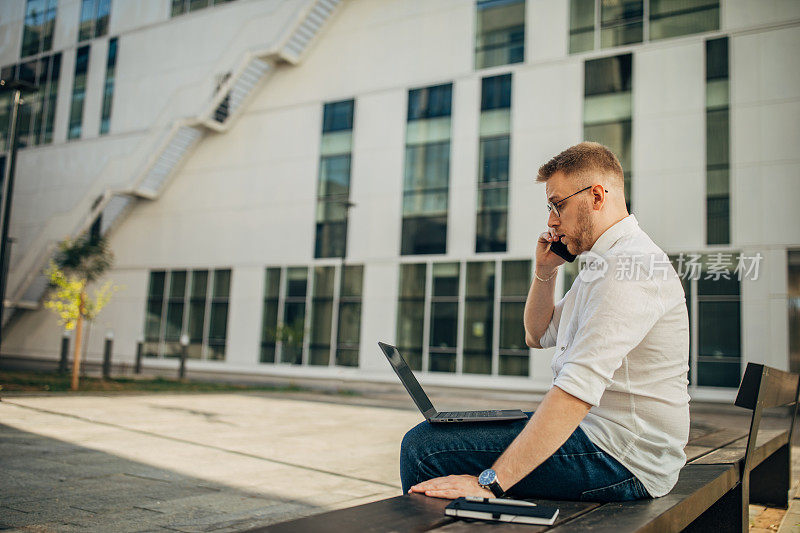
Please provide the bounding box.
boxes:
[403,84,452,255]
[584,53,633,212]
[397,263,426,370]
[650,0,719,41]
[261,264,363,368]
[316,100,354,258]
[260,268,281,363]
[1,53,62,148]
[396,259,531,377]
[706,37,729,245]
[78,0,110,42]
[464,262,495,374]
[99,37,117,135]
[21,0,58,58]
[570,0,719,53]
[475,0,525,69]
[669,254,741,388]
[477,74,511,253]
[172,0,235,17]
[68,45,89,140]
[143,268,230,361]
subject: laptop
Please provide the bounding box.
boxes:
[378,342,527,423]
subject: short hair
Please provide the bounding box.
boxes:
[536,142,624,191]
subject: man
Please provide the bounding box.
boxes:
[400,142,689,502]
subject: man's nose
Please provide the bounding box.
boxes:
[548,209,559,228]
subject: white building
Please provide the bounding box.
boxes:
[1,0,798,402]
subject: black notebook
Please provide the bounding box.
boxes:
[445,497,559,525]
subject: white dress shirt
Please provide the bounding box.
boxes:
[539,214,690,497]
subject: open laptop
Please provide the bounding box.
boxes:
[378,342,527,423]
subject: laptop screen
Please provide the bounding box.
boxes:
[378,342,435,416]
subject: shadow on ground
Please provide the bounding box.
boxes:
[0,423,323,533]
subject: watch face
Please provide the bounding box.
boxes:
[478,469,497,486]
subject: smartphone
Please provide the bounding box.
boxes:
[549,238,577,263]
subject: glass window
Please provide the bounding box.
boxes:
[79,0,110,42]
[429,263,459,373]
[309,266,335,366]
[584,54,633,213]
[5,52,61,148]
[789,251,800,374]
[21,0,58,58]
[260,267,281,363]
[650,0,718,41]
[397,263,426,370]
[706,37,729,246]
[570,1,719,53]
[403,84,452,256]
[475,0,525,69]
[171,0,232,16]
[99,37,117,135]
[281,267,307,364]
[141,268,229,360]
[68,45,89,140]
[600,0,643,48]
[570,0,595,53]
[464,262,494,374]
[500,260,530,376]
[323,100,354,132]
[316,100,354,259]
[337,265,363,367]
[408,84,452,121]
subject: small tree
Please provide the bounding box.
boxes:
[44,236,116,391]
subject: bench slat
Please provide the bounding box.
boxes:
[544,464,738,533]
[690,429,788,467]
[684,427,750,462]
[244,494,453,532]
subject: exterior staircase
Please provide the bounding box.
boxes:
[3,0,342,326]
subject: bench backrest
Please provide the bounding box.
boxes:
[735,363,800,475]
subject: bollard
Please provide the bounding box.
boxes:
[102,330,114,379]
[179,334,189,379]
[59,331,70,374]
[135,339,143,374]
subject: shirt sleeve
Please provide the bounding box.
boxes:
[553,269,665,407]
[538,294,567,349]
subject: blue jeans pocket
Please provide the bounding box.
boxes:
[579,476,650,502]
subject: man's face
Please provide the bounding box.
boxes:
[545,171,595,255]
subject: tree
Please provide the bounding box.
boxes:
[44,236,116,391]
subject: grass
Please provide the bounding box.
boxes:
[0,370,310,394]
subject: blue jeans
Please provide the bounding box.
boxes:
[400,413,651,502]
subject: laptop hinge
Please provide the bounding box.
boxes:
[423,408,438,420]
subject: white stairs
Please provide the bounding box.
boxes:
[3,0,342,325]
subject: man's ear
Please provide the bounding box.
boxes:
[591,184,606,210]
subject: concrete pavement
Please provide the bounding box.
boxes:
[1,389,798,532]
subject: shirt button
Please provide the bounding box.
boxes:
[560,346,565,351]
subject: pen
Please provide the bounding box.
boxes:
[464,496,538,507]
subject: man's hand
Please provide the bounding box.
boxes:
[408,475,493,500]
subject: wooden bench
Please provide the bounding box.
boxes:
[251,363,799,533]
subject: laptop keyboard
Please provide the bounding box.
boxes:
[437,410,504,418]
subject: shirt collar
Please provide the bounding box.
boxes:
[589,214,639,257]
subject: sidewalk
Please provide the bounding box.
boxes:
[1,389,797,532]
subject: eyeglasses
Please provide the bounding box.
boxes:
[546,185,608,218]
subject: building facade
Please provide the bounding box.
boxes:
[1,0,799,402]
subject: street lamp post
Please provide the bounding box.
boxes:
[0,79,37,352]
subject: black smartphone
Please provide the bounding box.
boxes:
[549,238,577,263]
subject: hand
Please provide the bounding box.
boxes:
[535,229,566,274]
[408,475,493,500]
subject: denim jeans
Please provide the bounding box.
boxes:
[400,413,651,502]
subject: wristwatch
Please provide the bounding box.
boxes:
[478,468,505,497]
